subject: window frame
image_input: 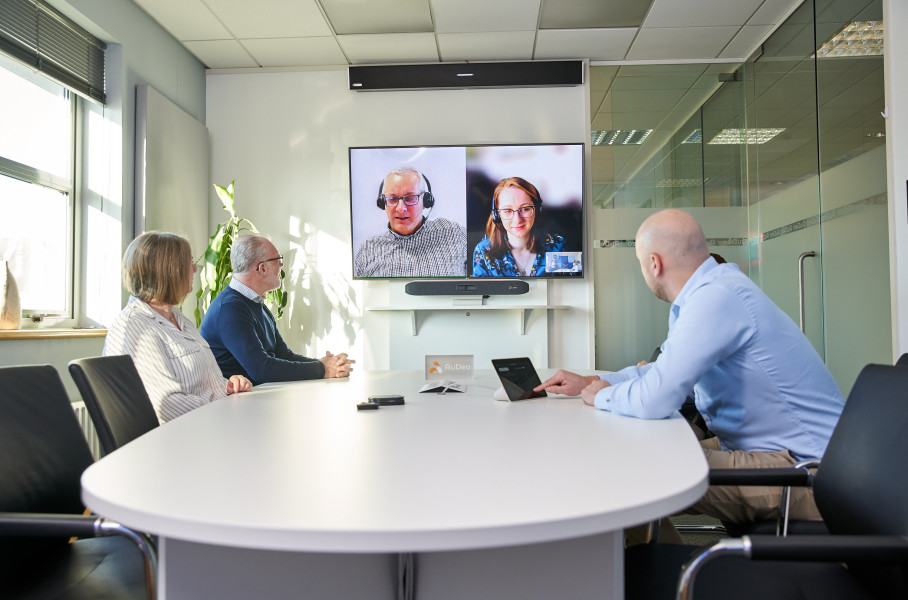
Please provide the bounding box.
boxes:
[0,55,78,325]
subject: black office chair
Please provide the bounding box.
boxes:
[896,353,908,367]
[0,364,157,599]
[69,355,160,456]
[625,363,908,600]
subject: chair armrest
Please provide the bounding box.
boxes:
[0,512,158,600]
[745,533,908,562]
[677,535,908,600]
[0,512,100,538]
[708,468,813,487]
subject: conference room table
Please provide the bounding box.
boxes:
[81,370,708,600]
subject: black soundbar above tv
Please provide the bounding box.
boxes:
[349,61,583,91]
[405,280,529,296]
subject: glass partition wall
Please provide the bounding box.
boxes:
[592,0,890,394]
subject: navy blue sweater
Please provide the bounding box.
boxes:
[200,287,324,384]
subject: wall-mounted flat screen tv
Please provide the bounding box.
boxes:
[350,143,584,280]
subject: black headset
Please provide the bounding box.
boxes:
[491,188,542,224]
[377,172,434,209]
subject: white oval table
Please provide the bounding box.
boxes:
[82,370,707,600]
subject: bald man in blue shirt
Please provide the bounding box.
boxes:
[537,209,844,528]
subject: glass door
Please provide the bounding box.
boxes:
[589,0,892,395]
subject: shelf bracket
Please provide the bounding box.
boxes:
[519,308,531,335]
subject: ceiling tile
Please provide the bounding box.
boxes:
[539,0,652,29]
[337,33,439,64]
[182,40,259,69]
[643,0,763,27]
[243,37,348,67]
[432,0,541,33]
[748,0,802,26]
[134,0,230,40]
[589,65,620,91]
[719,24,773,59]
[319,0,432,35]
[627,26,741,60]
[535,28,637,61]
[437,32,535,62]
[204,0,331,38]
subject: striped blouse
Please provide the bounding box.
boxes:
[103,296,229,423]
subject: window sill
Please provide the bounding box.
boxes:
[0,328,107,340]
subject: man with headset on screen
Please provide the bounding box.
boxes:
[354,166,467,277]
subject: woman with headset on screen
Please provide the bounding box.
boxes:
[472,177,565,277]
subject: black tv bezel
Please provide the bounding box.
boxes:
[348,141,586,281]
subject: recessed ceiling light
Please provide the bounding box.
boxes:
[591,130,652,146]
[707,128,785,145]
[682,130,702,144]
[817,21,884,58]
[655,177,711,188]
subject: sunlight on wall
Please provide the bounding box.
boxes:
[284,217,362,361]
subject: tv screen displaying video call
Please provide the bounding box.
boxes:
[349,143,585,280]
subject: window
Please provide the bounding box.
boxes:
[0,56,76,320]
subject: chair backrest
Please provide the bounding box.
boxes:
[813,364,908,593]
[814,364,908,536]
[896,353,908,367]
[69,355,160,456]
[0,365,95,568]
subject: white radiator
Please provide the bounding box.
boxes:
[72,401,102,461]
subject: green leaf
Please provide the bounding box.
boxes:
[194,180,288,328]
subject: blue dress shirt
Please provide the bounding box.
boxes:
[596,257,845,461]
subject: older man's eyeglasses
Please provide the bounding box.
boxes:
[382,193,423,207]
[259,255,283,267]
[497,206,536,219]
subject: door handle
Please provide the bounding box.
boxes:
[798,251,816,333]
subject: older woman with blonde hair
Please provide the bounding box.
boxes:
[104,231,251,423]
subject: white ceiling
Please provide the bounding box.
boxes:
[131,0,803,70]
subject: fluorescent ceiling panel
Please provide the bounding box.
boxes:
[591,130,653,145]
[708,128,785,145]
[816,21,884,58]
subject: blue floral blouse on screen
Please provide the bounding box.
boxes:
[471,233,565,277]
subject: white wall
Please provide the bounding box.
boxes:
[206,68,594,372]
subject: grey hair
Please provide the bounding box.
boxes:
[385,166,427,193]
[231,233,273,274]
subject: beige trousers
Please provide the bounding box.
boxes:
[627,437,822,545]
[688,437,822,523]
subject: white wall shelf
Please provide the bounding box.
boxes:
[367,304,571,335]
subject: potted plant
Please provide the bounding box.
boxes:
[194,180,287,327]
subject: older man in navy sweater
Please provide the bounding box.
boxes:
[200,234,353,384]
